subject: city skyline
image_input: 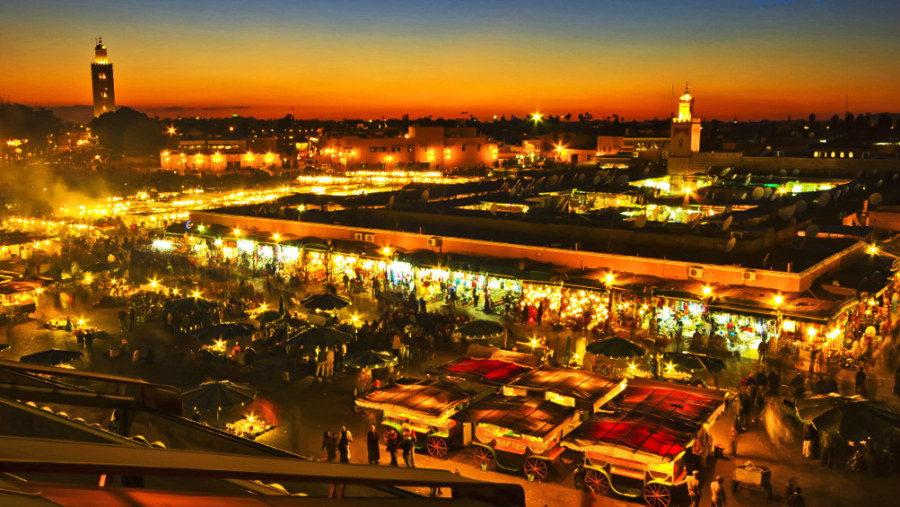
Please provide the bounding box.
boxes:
[2,0,900,120]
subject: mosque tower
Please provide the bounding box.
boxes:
[90,37,116,117]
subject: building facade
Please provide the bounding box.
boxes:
[90,38,116,117]
[317,126,498,171]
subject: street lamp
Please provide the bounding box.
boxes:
[604,273,615,331]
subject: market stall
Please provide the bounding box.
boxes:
[503,367,626,413]
[428,356,534,386]
[355,378,476,458]
[453,394,580,481]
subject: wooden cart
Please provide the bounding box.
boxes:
[732,462,773,499]
[355,378,474,458]
[565,379,727,507]
[454,394,583,482]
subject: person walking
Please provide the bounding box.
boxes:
[326,347,335,377]
[385,429,400,467]
[322,431,337,463]
[338,426,353,463]
[401,424,416,468]
[685,470,701,507]
[787,487,806,507]
[315,346,327,377]
[367,425,381,465]
[710,476,726,506]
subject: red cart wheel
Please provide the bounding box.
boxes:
[523,457,549,482]
[426,435,448,458]
[382,428,398,445]
[643,483,672,507]
[473,446,494,469]
[584,469,610,495]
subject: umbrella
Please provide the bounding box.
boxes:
[182,380,257,412]
[192,322,255,343]
[287,326,352,348]
[343,350,398,370]
[796,394,874,423]
[585,337,645,359]
[19,348,83,366]
[255,310,284,325]
[665,352,727,374]
[301,293,350,312]
[165,297,219,315]
[804,399,900,442]
[457,320,504,338]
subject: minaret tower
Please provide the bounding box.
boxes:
[668,82,701,174]
[91,37,116,117]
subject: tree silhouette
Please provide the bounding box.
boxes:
[91,107,165,158]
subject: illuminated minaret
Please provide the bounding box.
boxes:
[90,38,116,117]
[670,83,701,157]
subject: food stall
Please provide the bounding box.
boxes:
[224,414,273,440]
[355,378,476,458]
[503,367,626,413]
[453,394,582,482]
[428,356,534,386]
[565,379,727,507]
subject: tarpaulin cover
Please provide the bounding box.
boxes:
[563,411,697,464]
[430,357,532,385]
[615,378,726,427]
[508,367,623,408]
[453,394,573,438]
[356,378,472,418]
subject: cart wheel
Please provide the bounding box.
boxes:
[382,428,398,445]
[642,483,672,507]
[473,446,494,469]
[583,469,610,495]
[523,457,549,482]
[426,435,448,458]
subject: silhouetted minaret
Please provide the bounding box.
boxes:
[91,37,116,117]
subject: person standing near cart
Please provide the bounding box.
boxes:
[367,425,381,465]
[685,470,702,507]
[385,429,400,466]
[338,426,353,463]
[710,476,726,506]
[401,423,416,468]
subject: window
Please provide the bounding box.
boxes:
[99,73,107,80]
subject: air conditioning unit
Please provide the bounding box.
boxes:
[364,234,375,243]
[688,266,704,279]
[426,237,442,248]
[742,270,757,281]
[353,232,364,241]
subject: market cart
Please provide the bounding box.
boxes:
[453,394,581,482]
[428,355,534,386]
[355,378,476,458]
[503,367,626,413]
[565,379,727,506]
[731,462,773,499]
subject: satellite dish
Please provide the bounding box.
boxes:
[633,215,648,229]
[763,187,773,199]
[723,237,737,253]
[740,192,747,200]
[722,215,733,231]
[642,167,649,176]
[711,175,718,184]
[779,204,796,221]
[420,190,430,201]
[792,169,800,177]
[751,187,765,200]
[816,192,830,207]
[721,167,731,177]
[744,175,752,186]
[500,180,509,191]
[805,224,819,239]
[779,169,787,176]
[869,192,883,206]
[615,174,629,185]
[770,191,779,201]
[794,200,807,215]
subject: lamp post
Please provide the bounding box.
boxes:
[604,273,614,332]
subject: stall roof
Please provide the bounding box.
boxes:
[453,394,573,439]
[506,368,624,410]
[429,357,533,385]
[355,378,473,418]
[614,379,726,428]
[562,411,698,464]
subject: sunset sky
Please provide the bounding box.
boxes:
[2,0,899,120]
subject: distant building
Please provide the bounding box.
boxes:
[90,38,116,117]
[668,84,702,174]
[160,137,281,173]
[317,126,498,171]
